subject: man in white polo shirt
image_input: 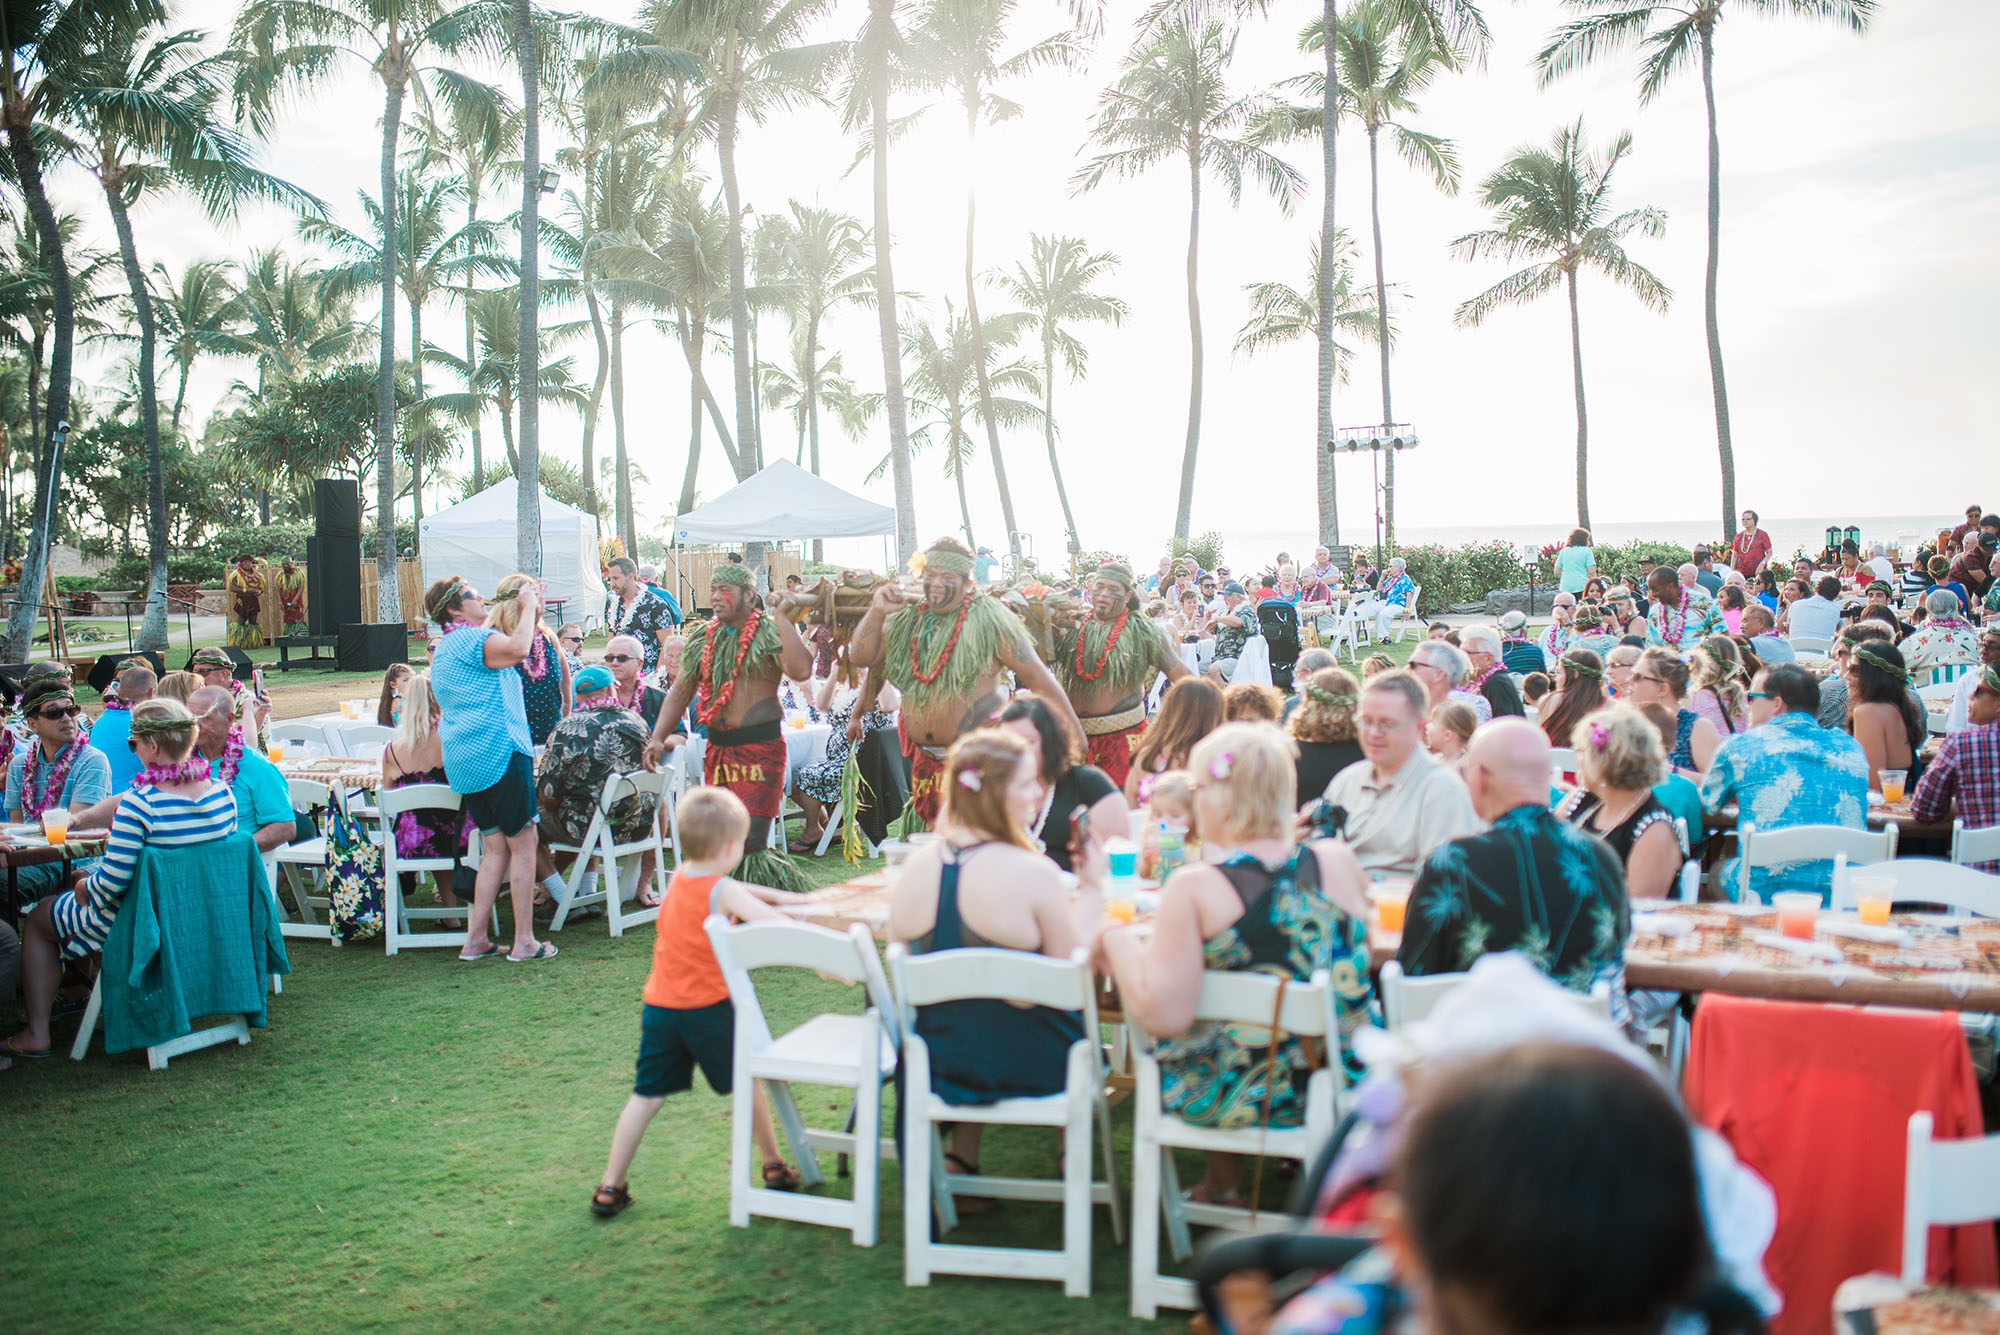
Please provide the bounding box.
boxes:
[1322,670,1482,874]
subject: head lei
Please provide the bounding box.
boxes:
[921,538,975,578]
[1092,561,1136,593]
[1850,642,1908,682]
[190,647,234,671]
[711,563,756,592]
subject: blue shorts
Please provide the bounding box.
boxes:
[634,1001,734,1098]
[464,750,538,838]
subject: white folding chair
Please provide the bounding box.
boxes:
[377,783,486,954]
[1677,857,1701,904]
[1832,856,2000,918]
[1787,633,1832,655]
[71,974,251,1068]
[1903,1110,2000,1284]
[268,719,339,755]
[1389,585,1423,642]
[888,944,1123,1297]
[1329,602,1364,663]
[338,722,394,754]
[664,740,705,863]
[1952,820,2000,868]
[1129,969,1345,1317]
[265,777,339,943]
[1737,821,1897,904]
[707,916,899,1247]
[1380,960,1612,1029]
[547,769,668,936]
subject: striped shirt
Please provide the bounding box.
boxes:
[57,783,237,960]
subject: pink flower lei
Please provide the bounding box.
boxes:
[22,730,88,818]
[614,673,645,712]
[135,755,212,788]
[214,724,246,785]
[1468,660,1504,692]
[102,696,132,712]
[521,629,551,682]
[1657,585,1692,646]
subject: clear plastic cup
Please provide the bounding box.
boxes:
[1375,890,1409,932]
[1852,873,1895,925]
[1880,768,1907,804]
[1772,891,1821,940]
[268,742,286,763]
[40,807,70,845]
[1105,837,1139,879]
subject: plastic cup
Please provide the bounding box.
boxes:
[1881,769,1907,804]
[1772,891,1820,940]
[1375,890,1409,932]
[40,807,69,845]
[1857,897,1892,926]
[1853,873,1895,925]
[1105,837,1139,879]
[268,742,285,763]
[1105,897,1137,926]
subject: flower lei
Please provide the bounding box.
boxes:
[102,696,132,712]
[1657,586,1692,646]
[521,630,550,682]
[614,674,645,713]
[21,730,87,818]
[908,593,974,687]
[135,756,212,788]
[1468,661,1504,693]
[1925,616,1972,635]
[695,608,762,726]
[1072,608,1131,682]
[213,724,247,786]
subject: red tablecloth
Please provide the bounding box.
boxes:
[1686,995,1997,1335]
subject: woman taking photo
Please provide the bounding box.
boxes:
[1287,666,1365,799]
[1126,678,1225,806]
[996,696,1130,873]
[1098,723,1373,1206]
[1604,586,1647,639]
[1687,635,1749,739]
[889,728,1106,1185]
[1536,648,1606,749]
[1845,642,1925,792]
[1557,704,1688,900]
[1753,567,1782,613]
[1621,649,1722,773]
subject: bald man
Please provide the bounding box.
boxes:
[1394,718,1630,1009]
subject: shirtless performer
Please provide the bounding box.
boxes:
[1053,561,1192,788]
[641,564,813,889]
[850,536,1082,826]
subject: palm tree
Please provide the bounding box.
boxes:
[59,22,320,651]
[636,0,845,493]
[232,0,510,623]
[0,0,152,661]
[1278,0,1460,550]
[422,286,589,471]
[302,170,512,519]
[150,258,238,430]
[1450,121,1669,530]
[890,302,1044,548]
[911,0,1086,563]
[762,341,879,471]
[1536,0,1872,540]
[1234,232,1383,368]
[0,212,119,464]
[1074,18,1302,543]
[227,246,369,386]
[995,233,1126,558]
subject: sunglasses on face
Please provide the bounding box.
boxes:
[603,654,635,664]
[35,705,79,720]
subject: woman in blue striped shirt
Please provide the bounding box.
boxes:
[3,699,237,1063]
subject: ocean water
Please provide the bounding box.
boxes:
[1210,515,1961,566]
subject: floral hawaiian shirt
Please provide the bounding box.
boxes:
[1699,710,1870,904]
[1648,585,1726,653]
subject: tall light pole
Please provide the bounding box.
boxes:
[1329,424,1420,572]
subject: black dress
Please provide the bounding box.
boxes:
[1557,789,1687,866]
[1035,764,1117,872]
[1294,739,1364,804]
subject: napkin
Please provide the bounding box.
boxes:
[1747,930,1844,963]
[1816,919,1914,948]
[1632,913,1694,938]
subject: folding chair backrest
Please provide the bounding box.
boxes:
[707,916,898,1046]
[287,778,333,815]
[376,782,462,821]
[1834,857,2000,918]
[1185,968,1334,1039]
[340,723,394,754]
[1789,634,1831,655]
[1953,821,2000,868]
[1740,822,1896,901]
[1677,858,1701,904]
[1919,680,1961,704]
[1904,1110,2000,1284]
[270,720,336,751]
[1378,960,1465,1030]
[888,945,1095,1038]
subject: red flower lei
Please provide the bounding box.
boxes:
[102,697,131,712]
[22,730,88,818]
[695,608,762,726]
[1072,608,1131,682]
[136,756,212,788]
[909,594,974,686]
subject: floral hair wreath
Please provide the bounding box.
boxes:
[1304,684,1356,712]
[957,767,982,792]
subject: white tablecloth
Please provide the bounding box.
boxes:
[786,723,833,780]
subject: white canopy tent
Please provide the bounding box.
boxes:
[671,459,896,545]
[418,479,607,629]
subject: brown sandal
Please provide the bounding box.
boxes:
[762,1160,802,1191]
[590,1183,633,1217]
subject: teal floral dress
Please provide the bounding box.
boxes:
[1155,846,1373,1129]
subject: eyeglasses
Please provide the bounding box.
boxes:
[1747,691,1774,701]
[35,705,79,719]
[602,654,635,664]
[1628,673,1665,686]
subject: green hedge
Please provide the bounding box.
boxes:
[1386,537,1702,615]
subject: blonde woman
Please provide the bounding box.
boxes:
[486,572,571,746]
[155,670,200,705]
[890,728,1108,1183]
[379,672,474,922]
[5,700,237,1061]
[1099,722,1373,1205]
[1556,704,1688,901]
[1687,635,1748,739]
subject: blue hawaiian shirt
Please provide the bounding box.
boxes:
[1379,573,1415,607]
[1700,711,1870,904]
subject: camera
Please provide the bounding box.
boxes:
[1302,798,1347,842]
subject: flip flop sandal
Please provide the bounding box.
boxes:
[507,942,559,962]
[943,1153,999,1214]
[590,1184,633,1218]
[2,1036,51,1060]
[457,944,505,962]
[761,1161,802,1191]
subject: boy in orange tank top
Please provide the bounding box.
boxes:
[590,787,799,1218]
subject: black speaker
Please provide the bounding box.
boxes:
[305,535,324,635]
[338,622,407,672]
[186,645,254,682]
[87,650,164,696]
[314,478,361,538]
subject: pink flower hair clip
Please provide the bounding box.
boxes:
[1588,721,1611,750]
[957,768,982,792]
[1208,752,1234,781]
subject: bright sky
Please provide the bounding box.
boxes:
[54,0,2000,563]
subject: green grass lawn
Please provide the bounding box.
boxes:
[1,836,1205,1335]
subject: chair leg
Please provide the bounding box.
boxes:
[1063,1082,1094,1297]
[1160,1149,1193,1261]
[851,1072,880,1248]
[765,1079,824,1187]
[814,801,843,857]
[729,1047,754,1229]
[1131,1134,1162,1317]
[903,1090,935,1286]
[69,978,102,1061]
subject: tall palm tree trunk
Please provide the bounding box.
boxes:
[867,0,917,561]
[410,299,424,520]
[962,112,1020,564]
[3,128,74,661]
[1367,124,1396,552]
[102,185,170,651]
[1566,267,1589,531]
[715,86,756,481]
[373,80,405,623]
[1173,138,1203,544]
[1040,329,1080,556]
[678,317,706,519]
[579,156,603,517]
[948,405,974,547]
[1315,0,1341,549]
[805,314,823,563]
[610,298,635,554]
[514,0,542,576]
[1698,22,1735,540]
[171,359,191,431]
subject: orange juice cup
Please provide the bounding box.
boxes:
[40,807,70,845]
[1880,769,1906,804]
[1376,891,1409,932]
[268,742,286,763]
[1772,892,1820,940]
[1857,897,1892,926]
[1106,898,1137,926]
[1853,873,1895,925]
